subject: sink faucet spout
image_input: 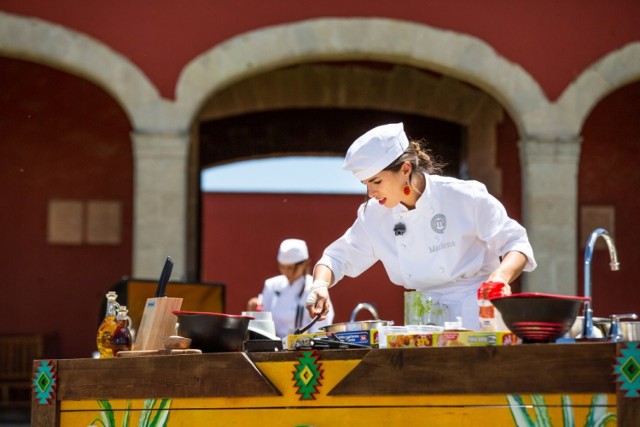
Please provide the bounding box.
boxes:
[583,228,620,338]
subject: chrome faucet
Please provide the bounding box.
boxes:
[350,302,380,322]
[582,228,620,339]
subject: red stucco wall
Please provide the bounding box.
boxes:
[579,81,640,317]
[1,1,638,100]
[200,192,404,325]
[0,58,133,358]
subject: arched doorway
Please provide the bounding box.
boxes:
[193,62,511,319]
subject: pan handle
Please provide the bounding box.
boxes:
[294,314,321,335]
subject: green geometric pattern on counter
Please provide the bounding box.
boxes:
[292,349,323,400]
[614,341,640,397]
[33,359,56,405]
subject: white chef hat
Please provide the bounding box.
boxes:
[277,239,309,264]
[343,123,409,181]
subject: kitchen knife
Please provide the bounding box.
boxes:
[155,256,174,297]
[136,256,182,351]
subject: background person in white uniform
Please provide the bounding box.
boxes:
[306,123,536,330]
[248,239,334,338]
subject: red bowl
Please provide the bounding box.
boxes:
[173,311,254,352]
[490,293,590,343]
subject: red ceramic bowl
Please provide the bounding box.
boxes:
[173,311,254,352]
[490,293,590,343]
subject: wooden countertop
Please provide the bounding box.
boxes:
[31,342,640,426]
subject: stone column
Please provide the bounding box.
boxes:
[518,137,582,295]
[131,131,190,280]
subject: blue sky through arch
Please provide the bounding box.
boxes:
[201,156,364,194]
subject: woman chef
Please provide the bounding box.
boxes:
[306,123,536,329]
[249,239,334,338]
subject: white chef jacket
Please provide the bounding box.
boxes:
[261,274,335,338]
[317,174,536,329]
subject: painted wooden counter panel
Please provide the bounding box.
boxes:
[31,342,639,426]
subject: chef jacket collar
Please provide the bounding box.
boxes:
[416,173,432,208]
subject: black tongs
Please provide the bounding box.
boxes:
[294,314,321,335]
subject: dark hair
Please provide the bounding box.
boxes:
[383,139,446,175]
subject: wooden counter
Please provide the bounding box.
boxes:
[31,342,639,426]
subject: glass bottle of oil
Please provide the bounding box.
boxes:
[110,305,133,356]
[96,291,119,358]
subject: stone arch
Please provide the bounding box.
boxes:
[0,11,165,130]
[198,63,505,194]
[557,41,640,134]
[176,17,550,137]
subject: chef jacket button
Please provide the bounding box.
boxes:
[401,244,407,248]
[439,267,445,273]
[407,274,412,279]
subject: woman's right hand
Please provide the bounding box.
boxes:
[306,280,331,319]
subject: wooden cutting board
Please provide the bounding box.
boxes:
[116,349,202,357]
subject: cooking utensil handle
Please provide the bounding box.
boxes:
[295,314,321,335]
[155,256,174,297]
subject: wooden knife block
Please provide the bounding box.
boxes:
[134,297,183,351]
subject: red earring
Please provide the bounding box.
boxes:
[402,182,411,196]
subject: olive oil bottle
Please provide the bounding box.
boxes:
[96,291,119,358]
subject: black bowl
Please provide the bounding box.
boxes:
[173,311,253,352]
[490,293,590,343]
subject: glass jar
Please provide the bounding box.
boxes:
[96,291,119,358]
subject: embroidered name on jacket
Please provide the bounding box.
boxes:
[429,241,456,253]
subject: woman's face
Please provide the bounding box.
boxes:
[363,164,410,208]
[279,261,306,284]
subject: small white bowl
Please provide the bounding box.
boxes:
[242,311,273,321]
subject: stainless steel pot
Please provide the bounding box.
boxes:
[321,320,393,333]
[621,321,640,341]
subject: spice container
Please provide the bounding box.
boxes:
[478,281,508,332]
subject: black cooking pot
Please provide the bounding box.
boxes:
[173,311,253,352]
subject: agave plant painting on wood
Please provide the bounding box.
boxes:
[507,394,616,427]
[88,399,171,427]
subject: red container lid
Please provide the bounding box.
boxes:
[478,281,507,299]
